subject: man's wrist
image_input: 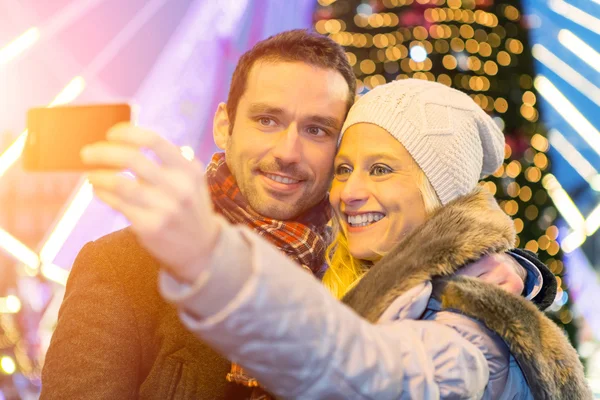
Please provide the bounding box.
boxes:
[173,217,224,283]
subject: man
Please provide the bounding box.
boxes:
[41,30,554,399]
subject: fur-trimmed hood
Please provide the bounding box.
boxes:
[343,188,591,399]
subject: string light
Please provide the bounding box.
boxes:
[532,44,600,107]
[535,75,600,157]
[0,296,22,314]
[558,29,600,73]
[39,180,94,269]
[0,27,40,65]
[1,356,16,375]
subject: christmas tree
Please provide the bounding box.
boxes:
[314,0,577,345]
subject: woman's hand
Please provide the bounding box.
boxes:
[81,123,221,282]
[457,253,526,295]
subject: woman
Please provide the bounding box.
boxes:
[95,79,590,398]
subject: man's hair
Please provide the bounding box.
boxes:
[226,29,356,129]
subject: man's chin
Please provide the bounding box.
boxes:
[249,196,303,221]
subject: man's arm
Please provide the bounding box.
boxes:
[41,241,140,400]
[458,251,557,311]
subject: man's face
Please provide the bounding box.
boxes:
[218,61,349,220]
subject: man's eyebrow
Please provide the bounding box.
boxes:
[247,103,285,115]
[306,115,343,130]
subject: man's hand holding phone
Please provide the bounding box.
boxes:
[80,124,221,283]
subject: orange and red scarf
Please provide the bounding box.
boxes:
[206,153,331,398]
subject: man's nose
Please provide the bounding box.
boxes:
[272,125,302,165]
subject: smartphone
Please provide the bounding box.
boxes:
[23,103,131,171]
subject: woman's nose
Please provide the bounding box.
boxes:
[340,172,370,205]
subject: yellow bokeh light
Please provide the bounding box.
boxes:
[465,39,480,53]
[494,97,508,113]
[442,54,458,70]
[497,51,511,66]
[538,235,551,251]
[547,241,560,256]
[507,38,524,54]
[354,14,368,28]
[506,160,522,178]
[549,259,564,274]
[467,56,481,71]
[493,164,505,178]
[360,59,376,74]
[504,5,520,21]
[346,52,357,66]
[522,91,536,106]
[525,239,539,253]
[413,26,428,40]
[519,186,533,202]
[520,104,535,120]
[531,134,549,152]
[450,38,465,52]
[546,226,559,240]
[437,73,452,86]
[534,152,549,170]
[514,218,524,234]
[460,24,474,39]
[478,42,492,57]
[480,181,497,195]
[382,13,392,27]
[525,166,542,183]
[504,200,519,216]
[448,0,462,10]
[484,60,498,75]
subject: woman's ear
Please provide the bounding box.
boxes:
[213,102,230,150]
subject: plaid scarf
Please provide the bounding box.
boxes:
[206,153,331,399]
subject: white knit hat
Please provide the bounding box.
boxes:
[341,78,505,205]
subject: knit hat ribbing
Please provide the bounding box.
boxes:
[340,79,505,205]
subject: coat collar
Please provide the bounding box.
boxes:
[342,188,591,399]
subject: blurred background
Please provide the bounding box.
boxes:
[0,0,598,398]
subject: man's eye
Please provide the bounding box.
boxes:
[371,165,392,176]
[258,117,276,126]
[307,126,327,137]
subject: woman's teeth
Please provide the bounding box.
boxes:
[265,173,299,185]
[347,213,385,227]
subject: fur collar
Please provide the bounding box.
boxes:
[342,188,591,399]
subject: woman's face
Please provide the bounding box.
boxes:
[329,123,428,262]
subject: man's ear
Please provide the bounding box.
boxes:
[213,102,230,150]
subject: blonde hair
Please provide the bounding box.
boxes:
[323,168,442,299]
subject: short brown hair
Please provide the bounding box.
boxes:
[226,29,356,129]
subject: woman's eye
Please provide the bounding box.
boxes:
[335,164,352,177]
[371,165,392,176]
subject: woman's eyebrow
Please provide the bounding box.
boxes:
[335,151,400,163]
